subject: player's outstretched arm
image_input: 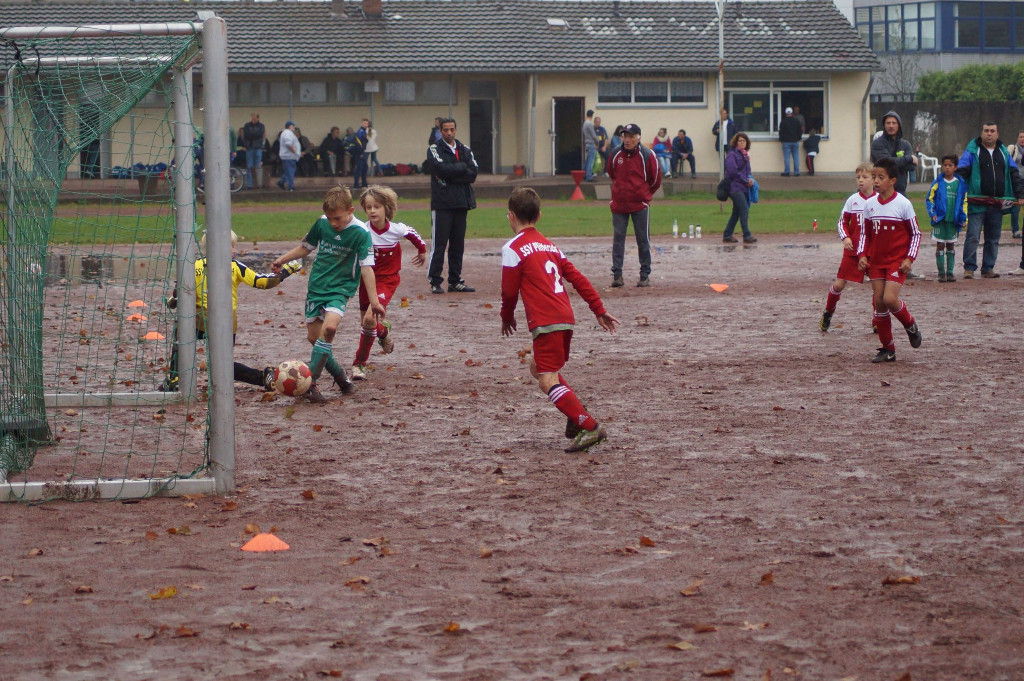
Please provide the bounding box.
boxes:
[596,312,620,333]
[272,245,311,273]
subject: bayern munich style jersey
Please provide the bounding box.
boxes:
[857,191,921,266]
[837,190,874,247]
[500,227,606,333]
[368,220,427,280]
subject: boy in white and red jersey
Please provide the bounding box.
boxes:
[819,162,875,332]
[351,185,427,380]
[857,157,923,363]
[500,188,620,453]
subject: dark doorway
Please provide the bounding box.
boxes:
[552,97,584,175]
[469,99,494,174]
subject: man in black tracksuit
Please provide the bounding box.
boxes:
[423,118,478,294]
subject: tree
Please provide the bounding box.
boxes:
[878,51,922,101]
[916,63,1024,101]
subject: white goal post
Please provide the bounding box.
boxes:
[0,17,235,500]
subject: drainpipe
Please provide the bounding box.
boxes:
[528,73,536,178]
[862,72,875,162]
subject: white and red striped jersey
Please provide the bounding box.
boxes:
[501,227,606,332]
[857,191,921,265]
[368,220,427,279]
[837,190,874,245]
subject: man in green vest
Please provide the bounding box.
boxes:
[956,122,1024,278]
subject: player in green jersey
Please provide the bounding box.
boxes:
[273,186,385,402]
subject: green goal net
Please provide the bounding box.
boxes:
[0,22,229,501]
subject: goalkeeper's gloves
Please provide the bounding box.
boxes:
[279,259,303,280]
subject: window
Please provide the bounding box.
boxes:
[336,81,369,105]
[856,2,941,52]
[266,82,290,105]
[383,80,454,105]
[596,79,705,105]
[724,80,827,136]
[298,82,327,104]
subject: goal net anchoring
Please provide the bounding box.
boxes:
[0,19,236,501]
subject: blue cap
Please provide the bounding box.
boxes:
[285,120,295,127]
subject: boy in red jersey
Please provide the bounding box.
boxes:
[819,162,875,332]
[351,185,428,380]
[500,188,620,452]
[857,157,923,363]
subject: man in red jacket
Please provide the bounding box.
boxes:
[608,123,661,287]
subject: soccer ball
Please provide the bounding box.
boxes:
[273,360,312,397]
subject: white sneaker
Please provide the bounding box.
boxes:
[350,364,367,381]
[1007,267,1024,276]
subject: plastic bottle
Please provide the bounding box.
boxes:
[813,218,818,231]
[696,223,702,239]
[689,223,695,239]
[673,219,679,238]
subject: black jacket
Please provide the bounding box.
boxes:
[779,116,803,143]
[870,110,915,194]
[424,139,478,211]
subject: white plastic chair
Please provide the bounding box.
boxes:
[918,153,940,183]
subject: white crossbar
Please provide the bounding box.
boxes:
[0,23,203,40]
[1,476,216,502]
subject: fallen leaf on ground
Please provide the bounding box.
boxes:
[345,576,370,590]
[667,640,695,650]
[300,489,317,499]
[760,571,775,585]
[144,531,159,541]
[680,579,704,597]
[694,623,718,633]
[228,622,249,630]
[22,597,33,605]
[149,586,178,600]
[443,621,461,633]
[340,556,362,566]
[312,424,324,432]
[222,501,238,511]
[702,669,735,677]
[172,626,199,638]
[244,523,261,535]
[640,535,656,547]
[883,575,920,585]
[74,585,94,594]
[28,548,43,557]
[317,671,343,677]
[479,547,493,559]
[741,621,770,630]
[167,525,191,536]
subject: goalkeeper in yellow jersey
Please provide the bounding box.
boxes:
[160,230,302,392]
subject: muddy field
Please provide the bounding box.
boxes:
[3,233,1023,680]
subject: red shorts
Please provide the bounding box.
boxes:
[836,255,865,283]
[359,275,398,311]
[866,264,907,285]
[532,329,573,374]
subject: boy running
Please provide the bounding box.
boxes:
[857,158,923,363]
[925,155,967,282]
[500,188,620,452]
[272,186,385,402]
[351,185,427,380]
[819,162,875,332]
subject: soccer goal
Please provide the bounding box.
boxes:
[0,18,236,501]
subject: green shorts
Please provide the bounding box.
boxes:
[305,294,349,322]
[931,220,958,243]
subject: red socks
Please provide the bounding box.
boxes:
[548,383,598,432]
[825,286,841,313]
[354,327,376,366]
[892,300,914,328]
[874,310,894,351]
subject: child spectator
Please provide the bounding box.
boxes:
[804,128,821,176]
[500,187,620,452]
[925,155,967,282]
[652,127,672,178]
[351,185,427,380]
[857,158,923,363]
[271,186,385,402]
[161,231,301,393]
[819,162,874,332]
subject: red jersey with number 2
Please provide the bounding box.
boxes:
[501,227,606,331]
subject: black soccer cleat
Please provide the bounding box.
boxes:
[906,322,922,349]
[871,347,896,363]
[819,311,833,332]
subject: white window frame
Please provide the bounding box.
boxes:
[597,78,706,107]
[383,79,455,106]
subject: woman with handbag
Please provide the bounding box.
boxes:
[722,132,757,244]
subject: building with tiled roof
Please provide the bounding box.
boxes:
[1,0,881,177]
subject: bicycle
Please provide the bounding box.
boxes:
[194,163,245,194]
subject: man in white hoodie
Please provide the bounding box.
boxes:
[277,120,300,191]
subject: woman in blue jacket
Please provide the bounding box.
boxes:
[722,132,757,243]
